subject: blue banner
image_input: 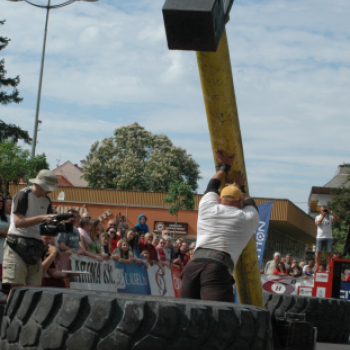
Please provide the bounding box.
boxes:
[114,261,151,295]
[340,282,350,300]
[255,201,274,269]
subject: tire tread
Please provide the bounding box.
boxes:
[1,287,273,350]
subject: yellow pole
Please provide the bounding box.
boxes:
[196,29,264,308]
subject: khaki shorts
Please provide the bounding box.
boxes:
[2,240,43,285]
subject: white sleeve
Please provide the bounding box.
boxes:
[243,206,260,232]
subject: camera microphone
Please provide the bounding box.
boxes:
[54,213,74,221]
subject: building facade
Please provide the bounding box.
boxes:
[308,164,350,218]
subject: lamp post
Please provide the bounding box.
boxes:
[6,0,99,158]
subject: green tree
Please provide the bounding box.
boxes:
[83,123,201,192]
[0,120,32,144]
[1,20,30,144]
[163,181,195,235]
[0,139,49,196]
[329,165,350,255]
[0,20,23,105]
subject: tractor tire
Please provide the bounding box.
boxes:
[263,292,350,344]
[0,287,273,350]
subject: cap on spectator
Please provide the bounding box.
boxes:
[29,169,58,192]
[220,185,242,202]
[163,235,172,241]
[274,252,280,257]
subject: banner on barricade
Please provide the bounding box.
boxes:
[261,274,314,295]
[69,255,182,296]
[171,265,182,297]
[340,282,350,300]
[255,201,274,269]
[114,262,150,295]
[70,255,119,292]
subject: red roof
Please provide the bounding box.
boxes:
[56,175,74,187]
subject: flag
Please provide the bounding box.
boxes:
[255,201,274,269]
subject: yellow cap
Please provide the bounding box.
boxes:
[220,185,242,202]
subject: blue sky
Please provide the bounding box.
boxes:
[2,0,350,213]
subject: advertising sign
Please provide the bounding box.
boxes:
[261,274,314,295]
[154,221,188,235]
[69,255,182,296]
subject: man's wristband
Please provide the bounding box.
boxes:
[216,163,231,173]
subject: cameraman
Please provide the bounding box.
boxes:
[2,170,57,291]
[315,206,339,272]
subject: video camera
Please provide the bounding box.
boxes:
[40,213,74,236]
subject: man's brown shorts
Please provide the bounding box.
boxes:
[179,260,234,302]
[2,240,43,285]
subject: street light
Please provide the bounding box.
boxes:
[6,0,99,158]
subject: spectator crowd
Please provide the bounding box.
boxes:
[1,179,349,295]
[0,201,195,289]
[52,211,196,287]
[262,252,328,279]
[1,198,349,289]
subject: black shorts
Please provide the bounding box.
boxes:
[179,260,235,302]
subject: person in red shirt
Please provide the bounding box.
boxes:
[273,262,288,276]
[345,269,350,282]
[152,235,160,247]
[172,243,184,270]
[180,242,190,267]
[139,232,159,265]
[156,238,171,267]
[107,227,120,254]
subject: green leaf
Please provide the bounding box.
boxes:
[83,122,201,192]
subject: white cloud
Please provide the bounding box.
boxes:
[2,0,350,213]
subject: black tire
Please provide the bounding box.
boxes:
[0,287,273,350]
[263,292,350,344]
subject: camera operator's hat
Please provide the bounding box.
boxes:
[220,185,242,202]
[29,169,58,192]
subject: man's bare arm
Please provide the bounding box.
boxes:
[0,228,8,238]
[14,213,53,229]
[58,241,70,251]
[332,211,340,223]
[315,212,326,226]
[42,245,59,273]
